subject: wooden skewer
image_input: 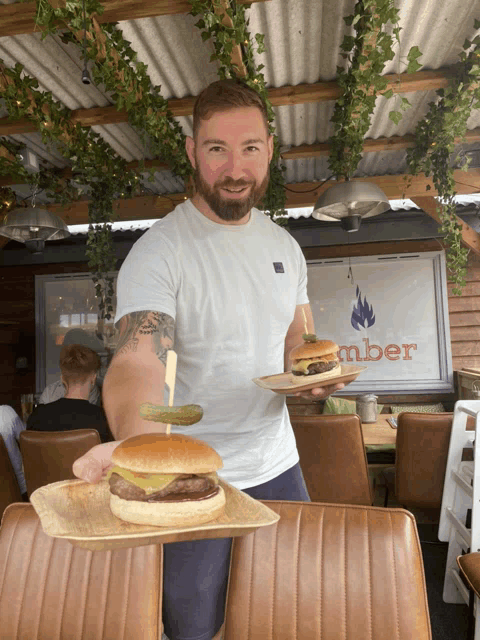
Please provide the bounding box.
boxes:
[164,349,177,435]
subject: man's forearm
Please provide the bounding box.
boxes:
[102,357,167,440]
[284,332,305,372]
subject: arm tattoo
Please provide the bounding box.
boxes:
[115,311,175,366]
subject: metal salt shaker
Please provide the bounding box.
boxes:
[356,393,378,423]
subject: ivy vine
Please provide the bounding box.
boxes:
[329,0,420,181]
[406,20,480,295]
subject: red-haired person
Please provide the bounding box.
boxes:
[27,344,113,443]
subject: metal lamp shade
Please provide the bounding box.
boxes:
[0,207,70,243]
[312,181,391,222]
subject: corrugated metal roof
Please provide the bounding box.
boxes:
[0,0,479,199]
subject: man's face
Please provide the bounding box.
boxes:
[186,107,274,222]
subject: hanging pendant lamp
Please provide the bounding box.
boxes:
[0,207,70,253]
[312,181,390,232]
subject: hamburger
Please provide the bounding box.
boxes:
[289,336,341,385]
[106,433,226,527]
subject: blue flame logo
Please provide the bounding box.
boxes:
[351,286,375,331]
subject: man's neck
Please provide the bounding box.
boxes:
[190,194,251,226]
[64,387,90,401]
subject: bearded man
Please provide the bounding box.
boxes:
[73,79,343,640]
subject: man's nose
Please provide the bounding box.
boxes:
[223,152,247,180]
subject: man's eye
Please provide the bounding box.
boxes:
[246,146,259,152]
[209,146,224,152]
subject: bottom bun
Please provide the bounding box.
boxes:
[110,485,226,527]
[289,362,342,386]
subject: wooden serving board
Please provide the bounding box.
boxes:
[30,478,280,551]
[253,364,367,394]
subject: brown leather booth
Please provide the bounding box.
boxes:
[19,429,101,497]
[0,503,162,639]
[224,501,431,639]
[290,414,373,505]
[0,501,431,639]
[0,435,22,520]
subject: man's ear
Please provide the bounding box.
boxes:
[186,136,196,169]
[267,135,274,164]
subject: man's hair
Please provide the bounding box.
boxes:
[60,344,101,387]
[193,79,269,139]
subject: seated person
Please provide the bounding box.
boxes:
[27,344,113,443]
[0,404,27,496]
[39,328,106,406]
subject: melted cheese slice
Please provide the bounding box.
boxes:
[292,356,336,374]
[106,466,218,495]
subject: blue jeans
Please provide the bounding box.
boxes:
[162,462,310,640]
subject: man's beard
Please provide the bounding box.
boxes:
[193,166,269,221]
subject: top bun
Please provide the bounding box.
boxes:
[112,433,223,474]
[290,339,339,361]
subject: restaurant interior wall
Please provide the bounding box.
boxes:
[0,234,479,415]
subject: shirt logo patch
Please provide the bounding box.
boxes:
[273,262,285,273]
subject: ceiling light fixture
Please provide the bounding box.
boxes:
[81,0,91,85]
[312,180,391,232]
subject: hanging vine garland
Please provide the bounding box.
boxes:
[0,58,141,318]
[328,0,420,181]
[34,0,191,180]
[189,0,288,224]
[407,22,480,295]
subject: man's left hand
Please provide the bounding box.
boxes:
[293,382,345,400]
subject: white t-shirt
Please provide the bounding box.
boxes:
[115,200,309,489]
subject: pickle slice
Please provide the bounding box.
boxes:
[139,402,204,426]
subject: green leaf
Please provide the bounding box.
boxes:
[407,45,422,61]
[464,38,472,50]
[389,110,402,125]
[382,88,394,100]
[407,59,422,74]
[474,18,480,29]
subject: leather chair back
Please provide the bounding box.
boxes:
[0,503,162,639]
[224,501,432,640]
[290,414,372,505]
[19,429,101,496]
[395,412,453,509]
[0,436,22,520]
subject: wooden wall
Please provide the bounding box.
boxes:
[448,251,480,371]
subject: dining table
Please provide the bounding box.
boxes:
[362,414,398,446]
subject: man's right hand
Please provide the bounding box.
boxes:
[72,440,122,484]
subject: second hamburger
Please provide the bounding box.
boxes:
[289,338,341,385]
[107,433,226,527]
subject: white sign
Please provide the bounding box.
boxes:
[306,251,453,393]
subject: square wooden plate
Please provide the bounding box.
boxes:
[252,364,367,394]
[30,478,280,551]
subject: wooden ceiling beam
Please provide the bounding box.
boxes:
[412,195,480,256]
[2,129,480,187]
[36,168,480,226]
[0,69,454,136]
[0,0,266,38]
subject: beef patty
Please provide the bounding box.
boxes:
[108,472,215,502]
[292,359,339,376]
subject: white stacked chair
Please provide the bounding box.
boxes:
[439,400,480,636]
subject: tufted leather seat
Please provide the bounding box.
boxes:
[0,435,22,519]
[290,414,373,505]
[19,429,101,496]
[224,501,432,639]
[0,503,162,639]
